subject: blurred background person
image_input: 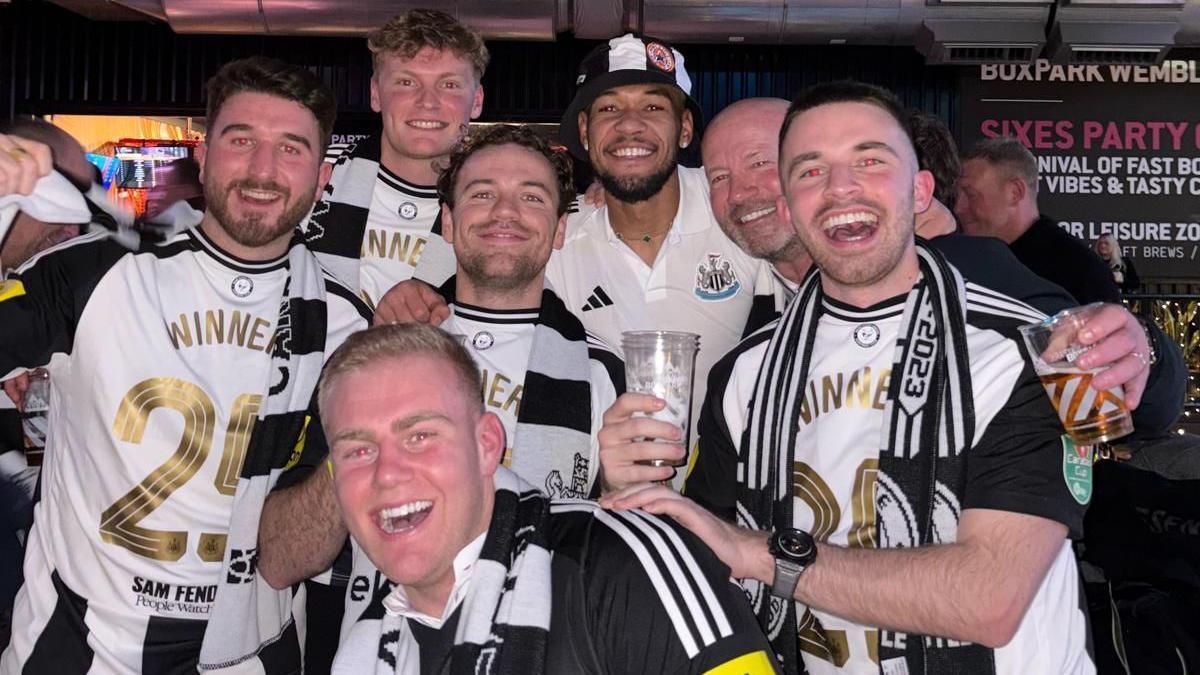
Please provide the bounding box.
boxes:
[1095,233,1140,294]
[956,136,1122,305]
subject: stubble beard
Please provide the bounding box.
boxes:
[458,249,544,295]
[205,179,310,249]
[593,138,680,204]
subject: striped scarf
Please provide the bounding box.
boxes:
[339,281,621,643]
[335,467,552,675]
[736,241,992,675]
[442,278,619,500]
[198,231,331,674]
[304,133,457,295]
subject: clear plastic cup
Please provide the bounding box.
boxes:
[621,331,700,467]
[1018,303,1133,445]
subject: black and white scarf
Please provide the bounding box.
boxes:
[304,133,457,296]
[443,277,615,500]
[736,241,991,675]
[198,231,331,674]
[335,467,552,675]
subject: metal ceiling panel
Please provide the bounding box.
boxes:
[139,0,566,39]
[917,3,1051,64]
[160,0,264,34]
[641,0,787,43]
[1047,2,1185,63]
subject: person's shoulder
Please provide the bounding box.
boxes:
[562,196,604,247]
[584,330,622,362]
[547,500,724,584]
[962,281,1047,329]
[721,319,777,376]
[16,228,152,282]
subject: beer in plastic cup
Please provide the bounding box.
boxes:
[1018,303,1133,444]
[621,331,700,467]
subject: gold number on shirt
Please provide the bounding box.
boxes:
[100,378,261,562]
[792,458,880,666]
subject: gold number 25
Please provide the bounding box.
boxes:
[100,377,261,562]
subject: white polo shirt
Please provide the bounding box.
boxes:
[545,166,774,478]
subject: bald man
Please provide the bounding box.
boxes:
[598,97,1183,497]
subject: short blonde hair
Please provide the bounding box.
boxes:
[367,9,489,81]
[317,324,483,421]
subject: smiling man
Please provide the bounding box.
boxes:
[0,57,369,673]
[321,323,780,675]
[604,82,1094,675]
[600,97,1180,495]
[545,35,775,488]
[433,125,623,494]
[334,125,625,631]
[306,9,487,310]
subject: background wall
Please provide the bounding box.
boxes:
[0,1,960,133]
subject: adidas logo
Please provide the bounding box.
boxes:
[581,286,614,312]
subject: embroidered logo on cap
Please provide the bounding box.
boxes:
[646,42,675,73]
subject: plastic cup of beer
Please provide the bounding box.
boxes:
[621,331,701,467]
[1018,303,1133,444]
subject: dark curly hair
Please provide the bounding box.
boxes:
[437,125,575,217]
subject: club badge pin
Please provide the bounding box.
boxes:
[231,275,254,298]
[853,323,880,348]
[398,201,418,220]
[646,42,676,73]
[472,331,495,351]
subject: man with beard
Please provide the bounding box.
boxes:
[338,124,626,634]
[433,124,623,495]
[0,57,368,673]
[376,37,775,489]
[602,82,1095,674]
[306,9,486,312]
[600,97,1182,493]
[548,36,774,488]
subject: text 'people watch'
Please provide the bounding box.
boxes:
[768,528,817,599]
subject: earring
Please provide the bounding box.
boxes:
[583,140,589,150]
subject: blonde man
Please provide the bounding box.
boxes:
[305,9,487,311]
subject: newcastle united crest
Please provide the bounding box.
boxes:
[694,252,741,301]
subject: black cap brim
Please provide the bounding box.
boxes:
[558,69,704,163]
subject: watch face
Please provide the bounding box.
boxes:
[774,529,816,562]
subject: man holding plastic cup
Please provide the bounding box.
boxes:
[602,82,1095,675]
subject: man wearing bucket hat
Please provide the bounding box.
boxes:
[544,34,778,489]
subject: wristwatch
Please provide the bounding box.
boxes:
[768,528,817,599]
